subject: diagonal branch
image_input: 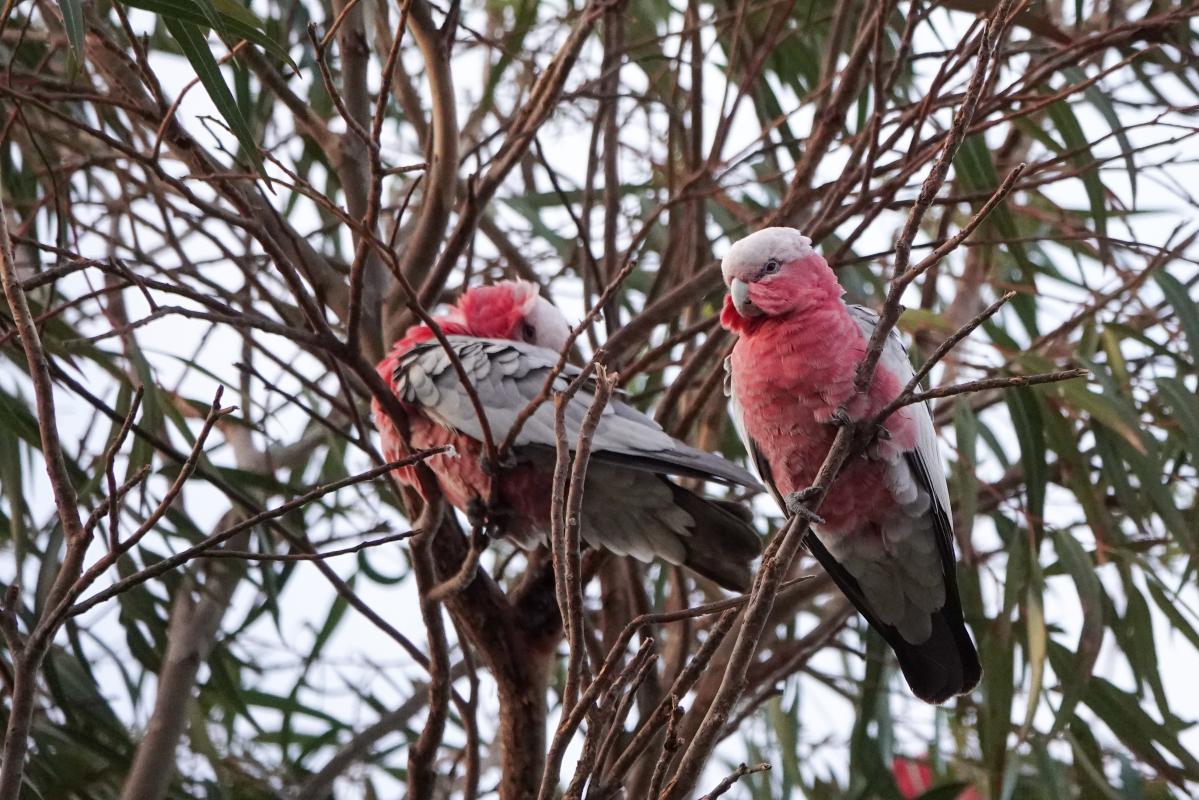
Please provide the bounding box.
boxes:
[854,2,1017,395]
[0,185,89,800]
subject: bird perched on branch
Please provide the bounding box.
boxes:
[373,280,763,590]
[720,227,980,703]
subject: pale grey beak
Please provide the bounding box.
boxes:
[730,277,762,317]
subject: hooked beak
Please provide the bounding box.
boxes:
[730,278,762,318]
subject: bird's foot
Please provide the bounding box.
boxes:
[468,523,491,553]
[481,450,518,477]
[829,405,891,453]
[828,406,853,428]
[855,421,892,453]
[466,495,511,536]
[784,487,825,525]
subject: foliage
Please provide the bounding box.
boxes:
[0,0,1197,798]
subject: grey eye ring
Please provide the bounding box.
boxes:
[763,258,781,275]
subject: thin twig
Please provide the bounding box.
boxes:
[197,529,420,562]
[102,387,144,549]
[646,698,684,799]
[698,762,772,800]
[536,577,808,800]
[0,185,90,800]
[82,466,152,538]
[893,369,1089,410]
[68,450,451,618]
[604,607,742,786]
[407,499,451,800]
[853,1,1017,395]
[41,388,235,634]
[557,367,617,710]
[426,526,487,601]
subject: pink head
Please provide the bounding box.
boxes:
[455,280,571,350]
[390,280,571,360]
[719,227,842,333]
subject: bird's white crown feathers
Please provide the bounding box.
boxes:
[721,227,814,283]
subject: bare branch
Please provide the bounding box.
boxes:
[854,1,1017,395]
[68,450,451,618]
[698,762,772,800]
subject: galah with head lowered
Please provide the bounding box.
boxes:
[720,227,980,703]
[373,280,763,590]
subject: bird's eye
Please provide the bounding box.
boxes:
[521,322,537,341]
[763,258,781,275]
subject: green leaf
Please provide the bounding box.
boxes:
[1145,578,1199,653]
[848,630,903,800]
[240,688,349,728]
[1041,375,1146,454]
[1083,673,1199,780]
[1019,581,1046,742]
[309,590,350,664]
[981,567,1015,796]
[768,694,801,797]
[0,423,27,567]
[1048,530,1105,736]
[57,0,85,62]
[954,134,1034,275]
[163,17,265,175]
[1154,270,1199,367]
[1045,99,1106,241]
[1033,736,1070,799]
[1156,376,1199,457]
[1122,582,1169,716]
[1068,723,1122,800]
[1117,754,1146,800]
[1005,387,1046,530]
[1066,67,1137,203]
[1107,425,1196,554]
[952,397,979,543]
[123,0,297,67]
[1092,427,1147,533]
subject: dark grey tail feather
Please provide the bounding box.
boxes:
[708,497,756,524]
[807,534,980,704]
[588,448,764,490]
[888,607,981,704]
[667,484,762,592]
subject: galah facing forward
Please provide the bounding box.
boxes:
[373,281,763,590]
[720,228,981,703]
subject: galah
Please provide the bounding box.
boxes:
[720,227,980,703]
[373,280,763,590]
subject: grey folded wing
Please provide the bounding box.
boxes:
[844,304,953,529]
[395,336,762,489]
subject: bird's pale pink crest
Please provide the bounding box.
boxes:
[456,280,541,339]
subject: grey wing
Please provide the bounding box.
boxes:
[724,354,782,504]
[846,305,953,530]
[397,337,762,489]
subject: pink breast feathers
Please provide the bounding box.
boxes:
[731,311,918,537]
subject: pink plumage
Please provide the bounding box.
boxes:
[721,227,980,703]
[373,282,560,545]
[723,292,920,535]
[374,280,763,590]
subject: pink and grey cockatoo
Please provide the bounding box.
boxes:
[720,228,980,703]
[373,280,763,590]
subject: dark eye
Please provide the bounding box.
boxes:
[763,258,781,275]
[522,322,536,341]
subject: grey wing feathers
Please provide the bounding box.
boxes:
[724,355,778,502]
[846,305,953,530]
[396,337,762,489]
